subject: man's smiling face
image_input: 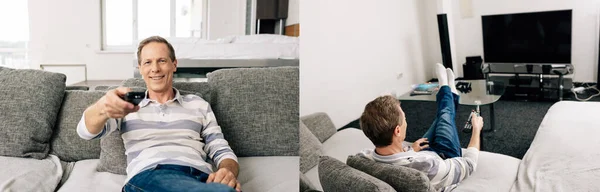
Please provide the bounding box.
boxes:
[138,42,177,94]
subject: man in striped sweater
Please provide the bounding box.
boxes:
[77,36,239,192]
[359,63,484,191]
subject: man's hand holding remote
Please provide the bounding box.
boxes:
[83,87,140,135]
[467,113,484,150]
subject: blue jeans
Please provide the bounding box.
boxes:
[421,86,462,159]
[123,164,236,192]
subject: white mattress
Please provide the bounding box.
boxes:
[511,101,600,192]
[176,43,298,59]
[161,35,299,59]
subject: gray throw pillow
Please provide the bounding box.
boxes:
[300,121,323,173]
[207,67,299,156]
[97,130,127,175]
[50,90,106,162]
[319,156,395,192]
[96,88,204,175]
[300,112,337,143]
[0,67,66,159]
[346,155,434,192]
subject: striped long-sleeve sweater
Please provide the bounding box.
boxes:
[77,88,238,182]
[359,147,479,191]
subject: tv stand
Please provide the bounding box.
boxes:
[482,63,573,100]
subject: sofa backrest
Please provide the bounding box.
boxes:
[207,67,299,156]
[50,90,105,162]
[50,66,299,160]
[300,112,337,143]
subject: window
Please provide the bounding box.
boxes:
[0,0,29,68]
[102,0,206,50]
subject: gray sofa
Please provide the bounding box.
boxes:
[301,100,600,192]
[0,66,299,192]
[299,112,520,192]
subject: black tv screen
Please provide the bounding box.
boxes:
[482,10,572,64]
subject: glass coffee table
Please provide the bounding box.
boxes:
[397,80,505,150]
[397,80,505,132]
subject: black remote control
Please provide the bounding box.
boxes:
[123,91,145,106]
[463,110,478,133]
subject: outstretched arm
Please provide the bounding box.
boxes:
[468,114,483,150]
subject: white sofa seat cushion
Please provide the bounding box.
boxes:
[58,157,299,192]
[0,154,63,192]
[511,101,600,192]
[237,156,299,192]
[57,159,126,192]
[454,150,520,191]
[304,128,376,191]
[322,128,375,163]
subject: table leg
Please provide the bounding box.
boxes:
[558,74,563,101]
[483,103,496,133]
[490,103,495,132]
[480,129,485,151]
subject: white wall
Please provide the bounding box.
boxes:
[300,0,438,127]
[28,0,133,83]
[27,0,248,84]
[207,0,246,40]
[287,0,299,25]
[450,0,600,82]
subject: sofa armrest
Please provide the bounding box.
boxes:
[301,112,338,143]
[319,156,396,192]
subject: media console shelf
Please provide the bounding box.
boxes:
[482,63,573,101]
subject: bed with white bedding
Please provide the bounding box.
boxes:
[510,101,600,191]
[133,35,299,78]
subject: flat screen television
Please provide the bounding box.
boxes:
[482,10,572,64]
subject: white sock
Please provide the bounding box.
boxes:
[446,68,458,94]
[435,63,448,86]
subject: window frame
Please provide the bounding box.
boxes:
[101,0,207,51]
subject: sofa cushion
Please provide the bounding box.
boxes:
[454,150,520,192]
[305,166,322,191]
[57,159,126,192]
[97,130,127,175]
[207,67,298,156]
[301,112,337,143]
[237,156,299,192]
[50,90,105,162]
[318,156,395,192]
[0,67,66,159]
[300,120,323,173]
[322,128,375,163]
[300,172,317,192]
[0,154,63,191]
[121,78,212,103]
[511,101,600,192]
[346,155,434,192]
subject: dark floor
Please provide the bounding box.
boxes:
[342,93,598,160]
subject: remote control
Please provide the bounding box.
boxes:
[463,110,478,133]
[123,91,145,106]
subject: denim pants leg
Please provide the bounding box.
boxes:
[421,86,462,159]
[123,164,236,192]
